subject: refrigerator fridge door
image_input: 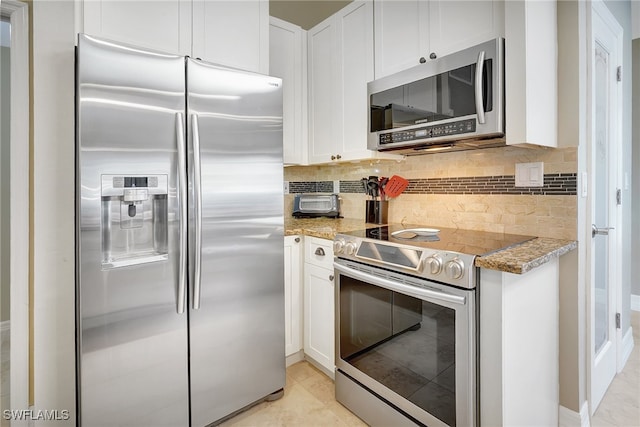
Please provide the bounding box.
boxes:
[186,58,285,426]
[76,34,189,426]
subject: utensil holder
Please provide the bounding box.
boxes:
[366,200,388,224]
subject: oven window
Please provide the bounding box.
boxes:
[370,60,493,132]
[340,276,457,426]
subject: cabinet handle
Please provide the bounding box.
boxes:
[429,52,437,60]
[329,275,334,281]
[419,57,426,64]
[336,154,341,160]
[294,237,300,243]
[331,155,336,161]
[315,247,325,256]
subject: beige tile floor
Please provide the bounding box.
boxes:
[592,310,640,427]
[224,312,640,427]
[220,361,366,427]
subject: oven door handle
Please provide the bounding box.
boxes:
[334,262,466,306]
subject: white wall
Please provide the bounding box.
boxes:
[632,38,640,304]
[632,0,639,39]
[557,0,588,413]
[0,44,10,324]
[32,0,76,423]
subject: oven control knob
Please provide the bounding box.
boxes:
[425,254,443,275]
[344,241,357,256]
[333,239,345,254]
[445,258,465,280]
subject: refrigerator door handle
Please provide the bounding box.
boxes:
[191,114,203,310]
[176,113,188,314]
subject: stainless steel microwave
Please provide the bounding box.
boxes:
[368,38,505,154]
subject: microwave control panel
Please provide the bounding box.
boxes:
[379,119,476,145]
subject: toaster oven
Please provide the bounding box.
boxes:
[292,194,340,218]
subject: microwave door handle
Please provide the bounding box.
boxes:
[474,50,486,125]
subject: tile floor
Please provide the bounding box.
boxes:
[591,310,640,427]
[0,314,637,426]
[220,361,366,427]
[224,312,640,427]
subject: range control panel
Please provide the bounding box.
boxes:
[379,119,476,145]
[333,234,477,290]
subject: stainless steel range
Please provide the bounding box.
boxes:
[333,225,533,427]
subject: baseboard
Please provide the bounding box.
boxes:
[559,402,590,427]
[285,350,304,367]
[0,320,9,333]
[619,325,635,372]
[631,294,640,312]
[303,355,335,380]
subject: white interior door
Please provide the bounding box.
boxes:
[588,0,623,415]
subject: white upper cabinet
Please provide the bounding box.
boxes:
[307,16,338,164]
[81,0,269,74]
[335,0,377,162]
[82,0,192,56]
[192,0,269,74]
[374,0,504,79]
[504,0,557,148]
[374,0,429,79]
[308,1,402,164]
[428,0,504,59]
[270,17,308,165]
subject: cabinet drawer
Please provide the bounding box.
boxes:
[304,237,334,269]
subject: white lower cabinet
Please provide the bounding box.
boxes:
[303,264,335,376]
[303,237,335,376]
[284,236,303,359]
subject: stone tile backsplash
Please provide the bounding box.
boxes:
[284,146,578,240]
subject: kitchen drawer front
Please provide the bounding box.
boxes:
[304,236,334,269]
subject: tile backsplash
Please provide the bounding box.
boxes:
[285,146,578,240]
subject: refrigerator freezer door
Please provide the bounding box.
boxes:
[76,34,189,426]
[186,58,285,426]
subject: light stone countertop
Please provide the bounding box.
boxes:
[284,217,373,240]
[284,218,577,275]
[474,237,577,274]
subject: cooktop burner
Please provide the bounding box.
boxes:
[346,224,535,256]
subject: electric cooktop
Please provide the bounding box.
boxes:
[343,224,535,257]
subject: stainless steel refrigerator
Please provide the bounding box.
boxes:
[75,34,285,427]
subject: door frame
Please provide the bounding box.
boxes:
[585,0,623,416]
[1,0,30,412]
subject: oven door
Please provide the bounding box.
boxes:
[334,260,476,427]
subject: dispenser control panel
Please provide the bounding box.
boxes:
[100,174,169,268]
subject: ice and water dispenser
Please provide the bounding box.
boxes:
[101,174,169,268]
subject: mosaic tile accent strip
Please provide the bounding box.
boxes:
[404,173,577,195]
[338,180,367,194]
[289,181,334,194]
[302,174,577,195]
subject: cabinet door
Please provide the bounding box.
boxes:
[192,0,268,74]
[373,0,429,79]
[82,0,191,55]
[307,16,338,164]
[428,0,504,59]
[284,236,303,357]
[304,263,335,373]
[335,1,375,161]
[270,18,307,165]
